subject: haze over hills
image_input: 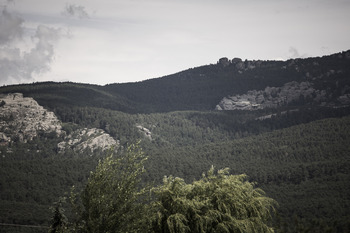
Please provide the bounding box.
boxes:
[0,50,350,232]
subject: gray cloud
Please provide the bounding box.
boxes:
[24,25,61,74]
[0,8,61,85]
[0,7,23,44]
[0,0,16,5]
[62,4,89,19]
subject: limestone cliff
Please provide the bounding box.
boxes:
[0,93,117,153]
[57,128,117,153]
[215,81,349,110]
[0,93,62,144]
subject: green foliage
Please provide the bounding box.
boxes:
[144,116,350,232]
[1,114,350,232]
[0,141,99,231]
[49,197,68,233]
[68,144,149,233]
[54,148,276,233]
[149,167,276,233]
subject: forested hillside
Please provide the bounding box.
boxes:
[145,116,350,232]
[1,115,349,232]
[0,50,350,232]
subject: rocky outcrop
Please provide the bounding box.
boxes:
[0,93,62,143]
[0,93,118,153]
[216,57,265,72]
[216,81,328,110]
[136,124,152,140]
[57,128,118,153]
[218,57,230,67]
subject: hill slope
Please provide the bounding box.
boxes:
[145,116,350,232]
[1,114,349,232]
[0,50,350,232]
[103,50,350,112]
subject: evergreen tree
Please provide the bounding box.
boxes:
[49,197,68,233]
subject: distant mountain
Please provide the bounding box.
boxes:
[103,50,350,112]
[1,50,349,114]
[1,50,350,232]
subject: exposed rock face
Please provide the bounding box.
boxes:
[216,81,328,110]
[216,57,265,72]
[57,128,118,153]
[0,93,62,143]
[0,93,118,153]
[218,57,230,67]
[136,124,152,140]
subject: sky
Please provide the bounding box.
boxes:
[0,0,350,86]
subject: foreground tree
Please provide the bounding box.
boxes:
[69,144,149,233]
[49,197,68,233]
[148,166,277,233]
[49,144,276,232]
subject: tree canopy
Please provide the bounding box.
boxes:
[50,145,276,233]
[149,167,276,233]
[67,144,149,233]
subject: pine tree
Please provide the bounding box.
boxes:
[49,197,68,233]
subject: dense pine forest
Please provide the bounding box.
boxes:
[1,50,350,232]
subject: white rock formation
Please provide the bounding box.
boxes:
[216,81,327,110]
[0,93,62,143]
[0,93,118,153]
[136,124,152,140]
[57,128,118,153]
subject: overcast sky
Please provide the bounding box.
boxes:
[1,0,350,86]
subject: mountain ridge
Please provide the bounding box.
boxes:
[1,49,349,114]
